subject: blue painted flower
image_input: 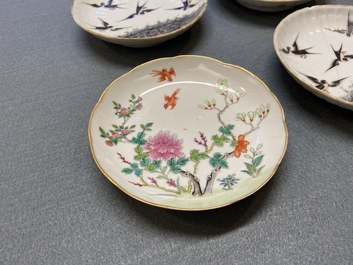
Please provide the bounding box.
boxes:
[218,174,239,190]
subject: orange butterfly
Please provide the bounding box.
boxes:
[164,88,181,110]
[151,67,176,82]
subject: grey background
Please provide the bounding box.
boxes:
[1,0,352,264]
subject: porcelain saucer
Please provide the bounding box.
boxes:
[72,0,207,47]
[274,5,353,110]
[89,55,288,210]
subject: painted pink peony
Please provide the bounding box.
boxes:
[145,131,184,160]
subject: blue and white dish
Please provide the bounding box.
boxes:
[71,0,207,47]
[274,5,353,111]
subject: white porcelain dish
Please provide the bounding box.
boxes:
[274,5,353,111]
[88,55,288,211]
[71,0,207,47]
[235,0,311,12]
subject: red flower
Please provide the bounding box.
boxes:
[118,107,130,115]
[137,103,143,110]
[234,134,250,158]
[120,129,131,135]
[109,132,120,141]
[105,140,113,147]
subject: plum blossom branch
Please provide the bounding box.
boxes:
[199,80,245,141]
[236,104,271,137]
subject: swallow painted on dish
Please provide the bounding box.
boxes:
[281,34,319,58]
[301,74,348,91]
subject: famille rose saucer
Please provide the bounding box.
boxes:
[274,5,353,111]
[235,0,311,12]
[71,0,207,47]
[88,55,288,211]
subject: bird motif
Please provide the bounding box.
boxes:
[281,33,319,58]
[122,1,158,21]
[302,74,348,91]
[151,67,176,82]
[93,18,126,31]
[164,88,181,110]
[326,44,353,71]
[325,11,353,37]
[169,0,198,11]
[83,0,125,9]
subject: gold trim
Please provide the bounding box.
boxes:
[71,0,208,44]
[274,5,353,110]
[88,55,289,211]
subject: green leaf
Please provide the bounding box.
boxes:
[213,152,222,159]
[167,158,183,173]
[122,168,133,174]
[131,132,146,145]
[230,140,238,147]
[209,152,226,168]
[256,165,265,177]
[211,135,229,147]
[219,124,235,136]
[140,124,145,130]
[131,163,139,169]
[190,149,209,163]
[134,145,149,160]
[146,164,156,172]
[170,166,181,174]
[140,157,151,167]
[167,158,177,168]
[131,94,136,100]
[209,158,218,167]
[218,160,229,169]
[134,145,143,154]
[177,157,188,166]
[146,122,153,128]
[112,137,121,145]
[134,168,143,177]
[245,163,256,175]
[244,154,252,159]
[253,155,264,167]
[130,125,136,129]
[99,127,109,138]
[152,160,162,169]
[134,153,148,161]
